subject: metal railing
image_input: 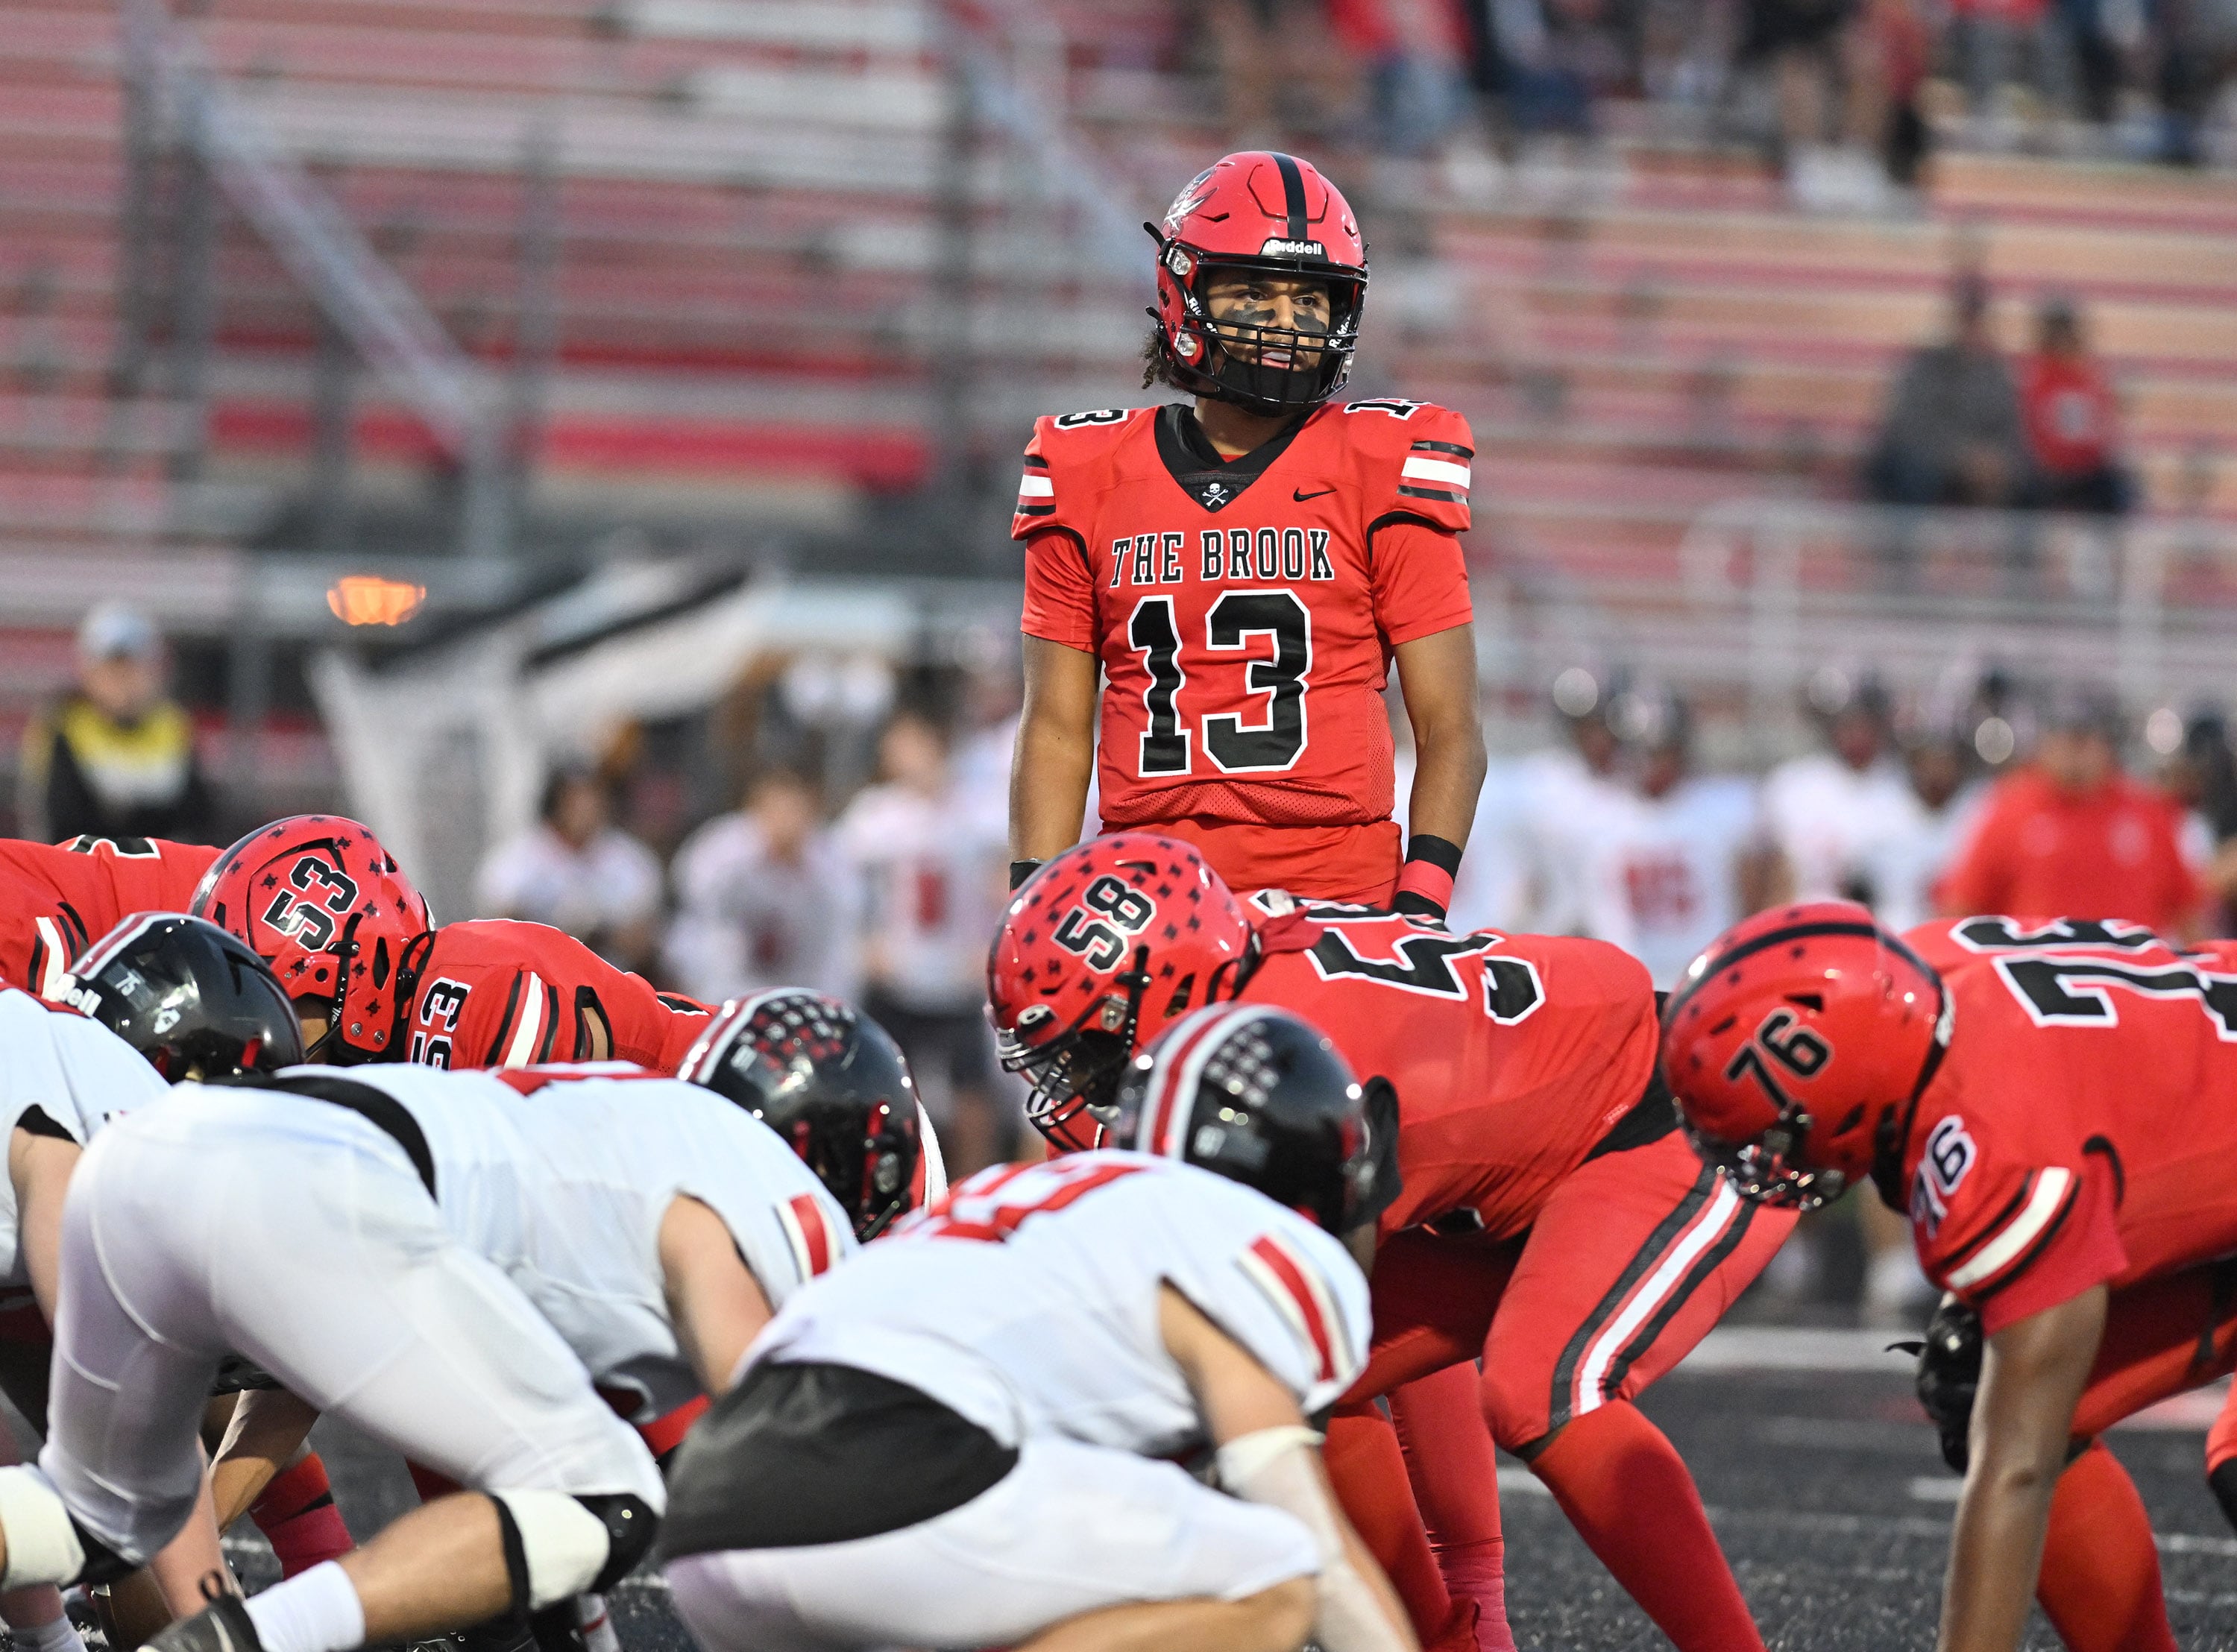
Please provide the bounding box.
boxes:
[1478,497,2237,759]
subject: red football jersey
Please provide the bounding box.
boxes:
[1016,399,1474,832]
[1892,915,2237,1334]
[1239,905,1660,1241]
[395,919,712,1074]
[0,836,220,997]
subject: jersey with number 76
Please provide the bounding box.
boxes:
[1016,400,1474,832]
[1887,917,2237,1335]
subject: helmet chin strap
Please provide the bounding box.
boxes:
[1869,977,1954,1209]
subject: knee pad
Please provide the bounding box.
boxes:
[489,1492,659,1611]
[0,1466,93,1588]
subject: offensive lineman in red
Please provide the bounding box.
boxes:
[991,834,1793,1652]
[1006,150,1497,1648]
[0,835,219,997]
[190,816,711,1072]
[1662,905,2237,1652]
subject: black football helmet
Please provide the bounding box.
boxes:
[62,913,305,1082]
[679,990,923,1240]
[1115,1003,1394,1238]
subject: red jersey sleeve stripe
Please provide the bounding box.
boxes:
[1946,1168,2074,1291]
[777,1191,839,1283]
[1240,1232,1341,1386]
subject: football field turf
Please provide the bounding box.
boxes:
[260,1330,2237,1651]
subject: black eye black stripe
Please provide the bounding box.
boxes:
[1271,152,1307,241]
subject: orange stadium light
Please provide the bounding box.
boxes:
[327,576,427,627]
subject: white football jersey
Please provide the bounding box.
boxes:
[1578,777,1764,989]
[161,1063,856,1419]
[1761,753,1924,904]
[749,1153,1369,1456]
[0,989,167,1287]
[1512,749,1634,936]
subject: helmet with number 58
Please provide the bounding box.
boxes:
[190,815,431,1065]
[1661,901,1950,1209]
[988,833,1256,1153]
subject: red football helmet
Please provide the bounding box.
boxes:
[988,833,1256,1153]
[1148,151,1368,416]
[190,815,432,1064]
[1661,901,1949,1210]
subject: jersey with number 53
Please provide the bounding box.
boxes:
[1016,400,1474,832]
[1891,917,2237,1335]
[748,1153,1368,1451]
[1240,905,1661,1242]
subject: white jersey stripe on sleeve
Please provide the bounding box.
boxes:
[503,974,547,1068]
[1240,1232,1343,1386]
[1017,473,1055,499]
[1400,455,1471,489]
[1947,1168,2072,1290]
[916,1101,948,1203]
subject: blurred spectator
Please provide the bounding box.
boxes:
[1573,685,1783,987]
[664,769,854,1004]
[1936,684,2206,935]
[1470,0,1610,137]
[1948,0,2076,127]
[1737,0,1895,210]
[2153,0,2237,163]
[1864,279,2036,510]
[2157,707,2237,932]
[1762,669,1921,902]
[1334,0,1474,153]
[1201,0,1361,144]
[2020,294,2133,516]
[17,602,215,845]
[474,765,663,972]
[836,710,1010,1176]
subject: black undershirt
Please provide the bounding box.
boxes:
[658,1361,1017,1559]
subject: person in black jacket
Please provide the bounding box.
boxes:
[16,602,215,845]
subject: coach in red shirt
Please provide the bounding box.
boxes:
[1938,686,2203,936]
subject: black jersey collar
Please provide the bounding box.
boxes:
[1154,403,1313,513]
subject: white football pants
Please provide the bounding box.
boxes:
[42,1091,661,1566]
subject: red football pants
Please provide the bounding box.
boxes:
[1151,816,1403,905]
[1353,1132,1796,1446]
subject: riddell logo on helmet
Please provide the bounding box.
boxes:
[1259,238,1326,258]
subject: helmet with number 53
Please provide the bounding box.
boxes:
[1661,901,1950,1209]
[191,815,432,1065]
[988,833,1255,1153]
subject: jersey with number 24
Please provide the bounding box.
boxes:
[1016,400,1475,832]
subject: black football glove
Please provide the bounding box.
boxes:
[1890,1293,1980,1474]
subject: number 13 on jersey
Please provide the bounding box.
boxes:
[1129,590,1312,777]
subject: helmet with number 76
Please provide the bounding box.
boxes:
[190,816,431,1065]
[1660,901,1949,1210]
[988,833,1256,1154]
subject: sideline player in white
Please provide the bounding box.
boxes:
[661,1003,1417,1652]
[1574,686,1782,989]
[0,966,917,1652]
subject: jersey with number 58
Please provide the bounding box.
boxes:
[1891,917,2237,1335]
[748,1153,1368,1451]
[1015,400,1474,833]
[1240,904,1661,1242]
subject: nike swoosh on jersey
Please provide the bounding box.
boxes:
[1293,486,1336,501]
